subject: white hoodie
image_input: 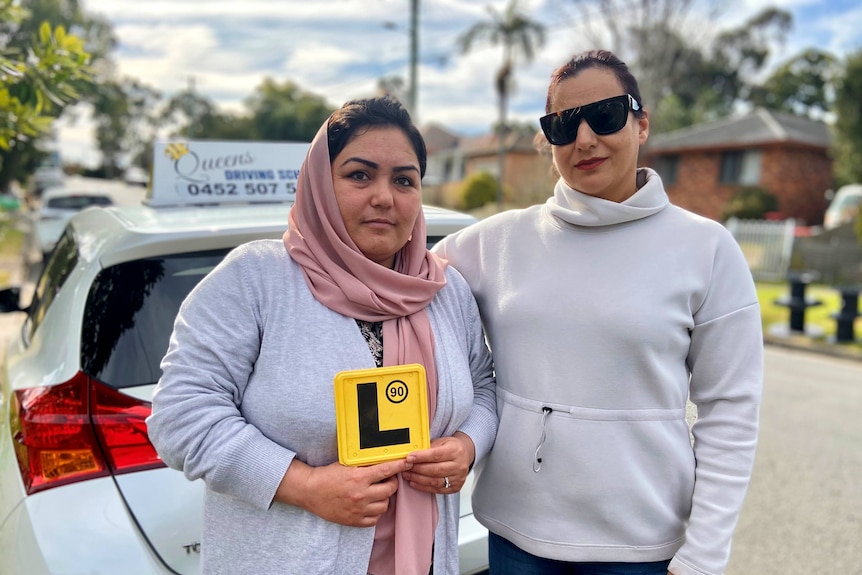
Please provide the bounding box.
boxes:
[433,169,763,575]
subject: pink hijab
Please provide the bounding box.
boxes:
[283,118,447,575]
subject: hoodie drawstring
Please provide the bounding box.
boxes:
[533,407,553,473]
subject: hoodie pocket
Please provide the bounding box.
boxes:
[473,388,694,549]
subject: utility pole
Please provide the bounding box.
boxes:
[187,75,196,139]
[408,0,419,120]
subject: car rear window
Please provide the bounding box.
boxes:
[26,231,80,340]
[832,193,862,211]
[81,249,231,389]
[46,195,113,210]
[81,236,452,390]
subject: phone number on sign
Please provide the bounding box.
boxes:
[183,182,297,196]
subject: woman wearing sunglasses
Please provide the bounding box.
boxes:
[433,50,762,575]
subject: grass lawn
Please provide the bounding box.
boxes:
[756,281,862,349]
[0,214,25,286]
[0,221,24,257]
[0,213,24,289]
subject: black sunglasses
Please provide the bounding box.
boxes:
[540,94,641,146]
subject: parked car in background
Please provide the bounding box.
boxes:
[823,184,862,231]
[32,187,113,259]
[28,154,65,201]
[123,166,150,187]
[0,140,488,575]
[29,177,147,261]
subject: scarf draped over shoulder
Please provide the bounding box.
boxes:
[283,120,447,575]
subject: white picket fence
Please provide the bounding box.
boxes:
[725,217,796,282]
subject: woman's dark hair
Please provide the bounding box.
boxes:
[327,96,427,178]
[544,49,646,118]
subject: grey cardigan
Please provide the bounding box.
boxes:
[147,240,497,575]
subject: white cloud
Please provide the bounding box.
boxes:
[810,3,862,56]
[85,0,402,21]
[58,0,861,167]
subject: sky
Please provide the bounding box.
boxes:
[54,0,862,168]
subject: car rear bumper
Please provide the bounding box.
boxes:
[0,477,171,574]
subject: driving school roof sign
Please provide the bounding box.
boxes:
[149,140,310,207]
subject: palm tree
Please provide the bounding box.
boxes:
[458,0,545,209]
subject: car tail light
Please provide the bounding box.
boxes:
[90,378,164,473]
[11,372,165,495]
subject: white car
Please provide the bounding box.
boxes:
[30,177,147,260]
[0,188,488,573]
[29,164,65,198]
[823,183,862,231]
[31,186,113,259]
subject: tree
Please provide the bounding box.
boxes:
[0,7,90,183]
[376,75,408,106]
[565,1,792,133]
[90,78,161,177]
[711,7,792,87]
[832,49,862,187]
[567,0,723,118]
[722,186,779,220]
[160,84,217,137]
[0,0,115,192]
[157,83,246,142]
[749,48,837,116]
[3,0,115,63]
[243,78,334,142]
[0,21,90,147]
[459,171,497,210]
[458,0,545,209]
[641,30,738,131]
[158,78,333,145]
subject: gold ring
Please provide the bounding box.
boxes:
[444,476,451,489]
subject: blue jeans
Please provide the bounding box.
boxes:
[488,533,671,575]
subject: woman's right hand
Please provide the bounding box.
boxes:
[274,458,412,527]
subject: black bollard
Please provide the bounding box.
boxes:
[774,273,822,333]
[831,288,860,343]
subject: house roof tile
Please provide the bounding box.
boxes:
[645,107,831,153]
[421,124,461,154]
[458,131,538,156]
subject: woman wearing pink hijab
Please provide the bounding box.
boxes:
[148,96,497,575]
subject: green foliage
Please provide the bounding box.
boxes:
[160,88,231,139]
[459,172,497,210]
[0,217,24,258]
[749,48,837,114]
[458,0,546,69]
[0,19,92,151]
[459,0,544,207]
[723,186,780,220]
[713,8,792,77]
[635,24,744,131]
[160,78,335,144]
[92,78,161,177]
[490,119,538,136]
[833,49,862,186]
[0,0,112,191]
[243,78,334,142]
[570,2,793,133]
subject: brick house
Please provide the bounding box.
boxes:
[641,108,833,225]
[422,124,555,208]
